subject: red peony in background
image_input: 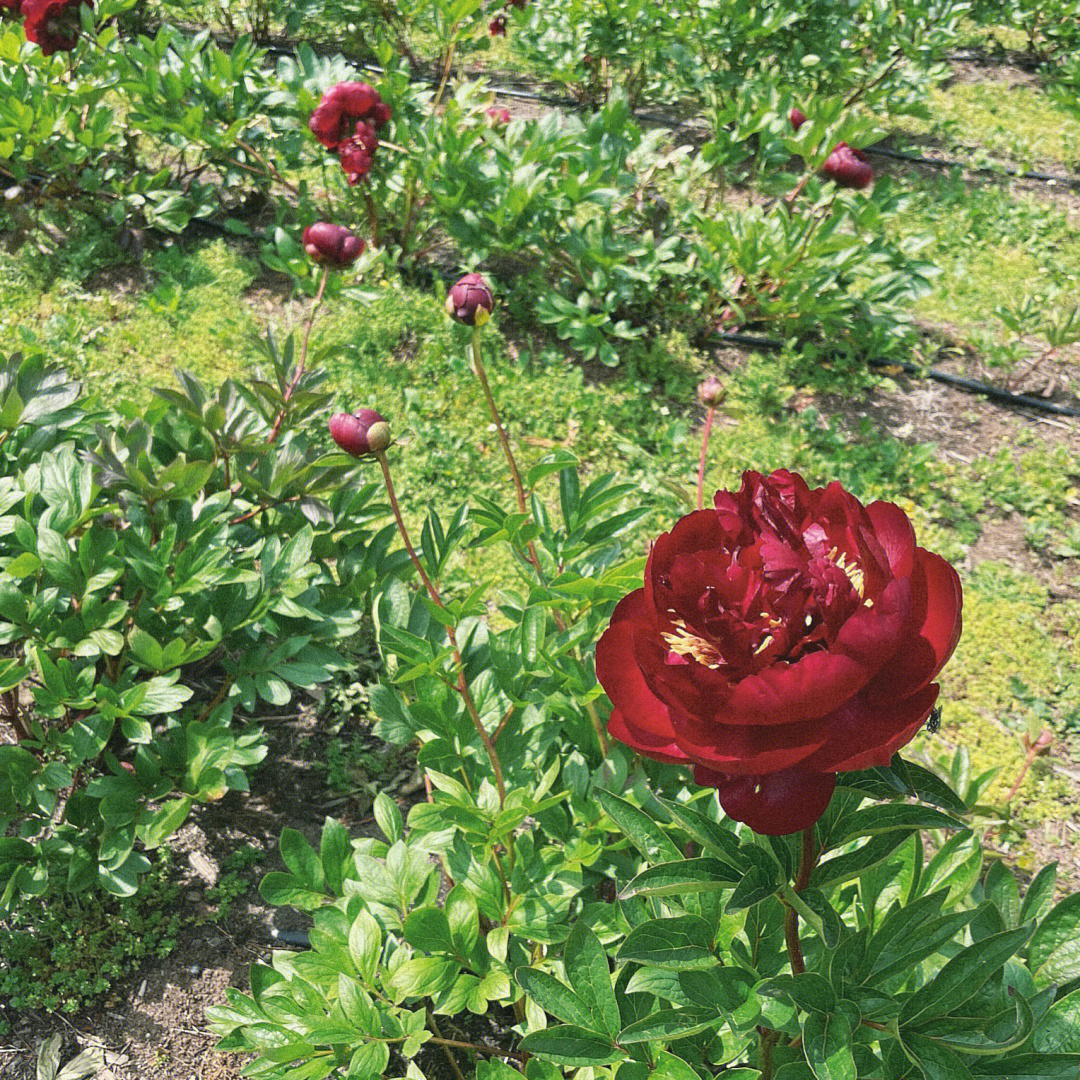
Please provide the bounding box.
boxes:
[596,469,962,835]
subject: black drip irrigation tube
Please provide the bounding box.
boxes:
[863,145,1080,189]
[716,331,1080,420]
[271,928,312,948]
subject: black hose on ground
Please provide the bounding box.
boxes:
[863,145,1080,189]
[271,928,312,948]
[714,332,1080,420]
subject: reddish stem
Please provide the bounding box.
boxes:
[375,451,506,804]
[784,826,817,975]
[696,405,716,511]
[268,268,329,444]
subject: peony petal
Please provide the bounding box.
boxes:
[864,500,916,578]
[863,550,961,704]
[608,710,690,764]
[698,767,837,835]
[799,683,939,772]
[667,703,828,775]
[832,575,911,671]
[646,645,868,726]
[596,590,685,764]
[645,509,724,610]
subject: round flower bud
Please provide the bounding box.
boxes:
[372,101,393,130]
[489,13,507,34]
[821,142,874,189]
[329,409,391,456]
[446,273,494,327]
[697,374,725,407]
[308,82,379,149]
[1023,728,1054,756]
[486,106,512,126]
[789,107,807,132]
[303,223,365,267]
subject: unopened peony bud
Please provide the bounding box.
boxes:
[446,272,494,327]
[330,409,391,456]
[303,223,364,267]
[697,375,725,407]
[822,143,874,189]
[486,106,512,125]
[789,107,807,132]
[489,13,507,34]
[1022,728,1054,756]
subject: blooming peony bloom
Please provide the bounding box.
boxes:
[309,82,379,149]
[789,107,807,132]
[22,0,90,54]
[596,470,962,835]
[445,272,494,327]
[330,409,391,456]
[822,143,874,189]
[302,222,364,267]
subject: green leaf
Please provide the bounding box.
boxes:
[594,788,683,863]
[1034,987,1080,1053]
[659,797,745,867]
[259,872,327,911]
[564,921,621,1039]
[619,858,740,899]
[388,957,460,999]
[404,907,457,956]
[899,1030,974,1080]
[833,803,968,846]
[279,828,325,893]
[811,831,916,890]
[618,1007,720,1043]
[348,910,383,984]
[760,973,837,1014]
[517,1026,623,1067]
[619,914,717,970]
[900,924,1032,1026]
[1030,892,1080,987]
[973,1054,1080,1079]
[802,1009,856,1080]
[516,968,608,1030]
[373,791,404,844]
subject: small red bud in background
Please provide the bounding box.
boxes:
[789,107,807,132]
[446,272,494,327]
[303,223,364,267]
[697,374,725,407]
[330,409,392,456]
[489,13,507,34]
[1022,728,1055,756]
[486,106,512,126]
[821,143,874,189]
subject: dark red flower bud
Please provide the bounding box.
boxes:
[303,223,365,267]
[489,13,507,34]
[372,101,392,130]
[446,273,494,326]
[822,143,874,189]
[329,409,391,456]
[789,107,807,132]
[22,0,90,54]
[309,82,380,149]
[697,375,725,407]
[338,138,373,184]
[486,106,512,126]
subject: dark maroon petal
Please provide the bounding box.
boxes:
[667,703,828,775]
[800,682,939,772]
[832,574,911,671]
[596,590,687,765]
[705,767,837,835]
[862,550,962,704]
[864,500,916,578]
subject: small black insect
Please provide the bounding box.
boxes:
[926,706,942,735]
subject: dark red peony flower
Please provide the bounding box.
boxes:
[486,106,512,126]
[489,13,507,34]
[446,272,494,326]
[822,143,874,189]
[789,107,807,132]
[309,82,379,149]
[22,0,90,54]
[596,470,962,835]
[329,409,391,456]
[303,222,364,267]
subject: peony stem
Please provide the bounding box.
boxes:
[375,450,506,804]
[784,826,818,976]
[268,267,328,444]
[696,404,716,511]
